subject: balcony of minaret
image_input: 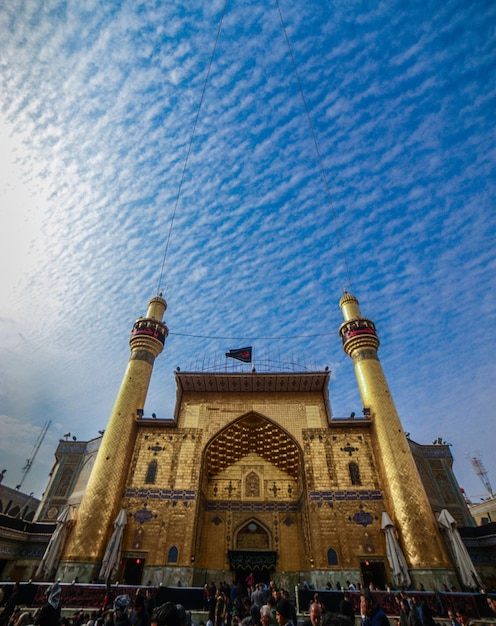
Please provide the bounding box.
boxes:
[130,318,168,355]
[338,318,380,356]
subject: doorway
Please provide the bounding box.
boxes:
[122,557,145,585]
[235,567,272,587]
[359,559,386,589]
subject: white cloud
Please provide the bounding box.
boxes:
[0,0,494,501]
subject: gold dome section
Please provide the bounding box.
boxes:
[339,291,361,322]
[147,295,167,319]
[206,414,300,478]
[339,291,358,307]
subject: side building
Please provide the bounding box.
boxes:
[0,483,52,582]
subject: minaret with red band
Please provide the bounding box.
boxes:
[339,292,452,576]
[61,295,168,580]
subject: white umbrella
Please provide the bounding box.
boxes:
[437,508,483,589]
[36,505,73,579]
[381,511,412,589]
[99,508,127,582]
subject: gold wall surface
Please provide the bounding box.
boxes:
[117,374,417,586]
[56,296,462,588]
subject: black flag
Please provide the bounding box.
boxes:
[226,346,252,363]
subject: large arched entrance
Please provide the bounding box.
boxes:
[228,518,277,585]
[196,412,305,578]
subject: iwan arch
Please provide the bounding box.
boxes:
[199,412,305,578]
[47,293,469,590]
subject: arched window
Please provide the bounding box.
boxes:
[327,548,338,566]
[133,527,144,550]
[349,462,361,486]
[145,460,158,484]
[167,546,178,563]
[54,466,73,497]
[245,471,260,497]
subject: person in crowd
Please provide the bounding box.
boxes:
[35,581,62,626]
[275,600,295,626]
[151,603,182,626]
[14,612,32,626]
[114,596,132,626]
[260,605,275,626]
[302,602,322,626]
[486,598,496,616]
[398,599,410,626]
[360,591,389,626]
[279,592,296,626]
[447,609,460,626]
[102,584,115,615]
[0,583,20,626]
[339,593,355,625]
[267,595,277,625]
[215,590,226,626]
[208,586,217,624]
[250,598,261,626]
[145,590,156,621]
[417,599,435,626]
[252,585,266,609]
[454,608,473,626]
[87,612,99,626]
[132,596,150,626]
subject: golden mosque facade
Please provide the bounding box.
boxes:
[34,292,479,589]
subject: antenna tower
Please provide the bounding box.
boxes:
[16,420,51,490]
[471,454,494,498]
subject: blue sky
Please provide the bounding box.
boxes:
[0,0,495,503]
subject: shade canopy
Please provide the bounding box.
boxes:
[437,508,483,590]
[99,508,127,582]
[381,511,412,589]
[36,505,73,579]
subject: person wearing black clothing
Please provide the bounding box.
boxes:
[360,591,389,626]
[114,596,132,626]
[275,600,295,626]
[35,582,62,626]
[0,583,20,626]
[339,593,355,625]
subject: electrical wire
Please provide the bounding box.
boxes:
[156,0,230,296]
[274,0,353,292]
[169,330,338,340]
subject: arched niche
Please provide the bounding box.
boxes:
[204,412,301,478]
[234,518,272,550]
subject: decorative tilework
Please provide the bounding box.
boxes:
[206,500,300,512]
[125,487,196,500]
[309,490,382,502]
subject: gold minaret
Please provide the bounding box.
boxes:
[339,292,452,573]
[61,295,168,579]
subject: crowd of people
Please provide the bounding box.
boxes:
[0,578,495,626]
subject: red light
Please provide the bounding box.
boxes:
[136,559,141,564]
[365,561,370,566]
